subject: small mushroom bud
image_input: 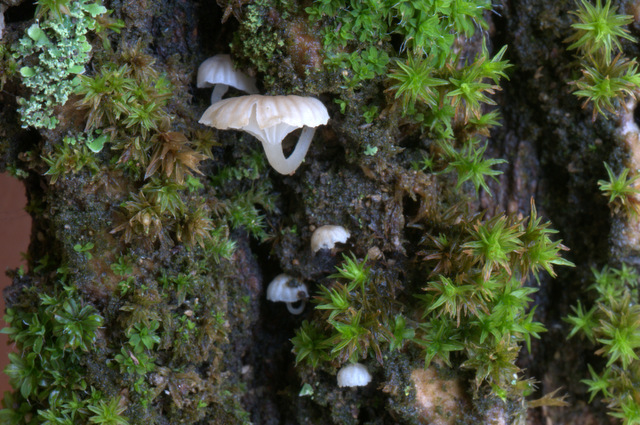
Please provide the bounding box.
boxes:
[197,54,258,104]
[266,274,309,315]
[310,225,350,253]
[337,363,372,388]
[141,213,152,229]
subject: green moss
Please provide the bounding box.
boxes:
[231,0,288,82]
[42,132,103,184]
[565,263,640,423]
[566,0,640,121]
[0,280,110,424]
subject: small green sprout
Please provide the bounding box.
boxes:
[315,284,351,320]
[598,162,640,216]
[596,310,640,368]
[206,227,237,263]
[291,320,331,368]
[53,298,103,351]
[185,175,205,192]
[565,300,598,341]
[334,99,347,114]
[228,198,268,241]
[444,140,507,197]
[387,56,446,110]
[362,105,379,123]
[446,65,497,120]
[462,336,520,390]
[463,215,523,280]
[43,136,101,184]
[572,54,640,121]
[411,154,435,172]
[329,310,371,361]
[110,256,132,276]
[363,145,378,156]
[329,253,370,291]
[113,347,155,375]
[610,397,640,425]
[479,43,512,85]
[421,275,478,326]
[581,364,613,402]
[142,178,186,218]
[118,277,135,297]
[126,321,161,353]
[415,319,464,367]
[87,397,128,425]
[389,314,415,351]
[73,242,95,260]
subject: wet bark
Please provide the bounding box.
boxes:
[0,0,635,424]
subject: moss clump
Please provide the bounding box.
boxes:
[0,274,113,424]
[565,264,640,424]
[231,0,288,84]
[566,0,640,121]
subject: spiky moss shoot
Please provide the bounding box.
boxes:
[566,0,636,63]
[598,161,640,216]
[566,0,640,121]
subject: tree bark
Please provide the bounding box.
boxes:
[0,0,634,424]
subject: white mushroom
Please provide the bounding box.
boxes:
[199,95,329,175]
[337,363,372,388]
[311,225,350,253]
[197,54,259,104]
[266,274,309,315]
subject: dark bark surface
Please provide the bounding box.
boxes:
[0,0,637,424]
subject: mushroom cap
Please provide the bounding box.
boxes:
[311,225,350,253]
[337,363,372,387]
[197,54,258,93]
[199,95,329,145]
[266,274,309,303]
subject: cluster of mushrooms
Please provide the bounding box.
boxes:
[197,55,329,175]
[196,57,369,387]
[263,225,371,388]
[265,225,350,315]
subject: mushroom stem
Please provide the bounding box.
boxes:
[211,84,229,104]
[286,300,306,315]
[261,126,315,175]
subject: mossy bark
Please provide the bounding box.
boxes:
[0,0,636,424]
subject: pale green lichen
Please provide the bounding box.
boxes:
[15,0,107,129]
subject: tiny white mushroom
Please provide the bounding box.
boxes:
[311,225,350,253]
[337,363,371,388]
[266,274,309,315]
[197,54,259,104]
[199,94,329,175]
